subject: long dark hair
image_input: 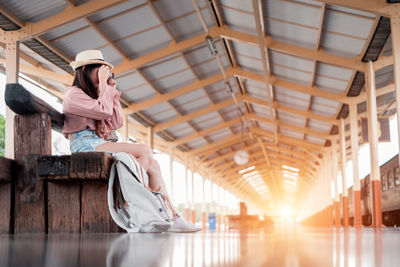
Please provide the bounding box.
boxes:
[72,63,103,137]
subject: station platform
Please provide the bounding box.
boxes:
[1,226,399,267]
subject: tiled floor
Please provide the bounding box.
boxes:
[1,226,400,266]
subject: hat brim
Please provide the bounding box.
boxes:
[70,59,114,70]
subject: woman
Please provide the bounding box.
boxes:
[62,50,200,232]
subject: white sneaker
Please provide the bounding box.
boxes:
[167,216,202,233]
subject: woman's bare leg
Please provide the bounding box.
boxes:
[95,142,168,194]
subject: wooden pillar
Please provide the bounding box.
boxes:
[5,36,19,159]
[202,178,206,231]
[169,146,174,204]
[191,168,195,224]
[339,118,349,226]
[366,61,382,227]
[147,126,153,150]
[185,165,190,221]
[332,140,341,227]
[390,11,400,169]
[349,103,362,227]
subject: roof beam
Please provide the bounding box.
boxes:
[314,0,391,16]
[215,26,365,72]
[233,67,349,104]
[17,0,128,40]
[123,71,225,114]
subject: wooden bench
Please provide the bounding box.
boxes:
[1,83,119,233]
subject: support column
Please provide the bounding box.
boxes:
[5,37,19,159]
[185,166,190,221]
[191,169,195,224]
[202,178,206,231]
[332,140,341,227]
[339,118,349,227]
[349,103,362,227]
[366,61,382,227]
[147,126,153,150]
[169,146,174,204]
[390,11,400,169]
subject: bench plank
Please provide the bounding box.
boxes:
[5,83,64,132]
[0,157,14,183]
[0,184,12,234]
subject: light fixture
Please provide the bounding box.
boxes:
[205,36,218,56]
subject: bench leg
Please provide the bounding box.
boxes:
[0,184,12,233]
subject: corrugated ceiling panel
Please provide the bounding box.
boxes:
[244,79,267,90]
[151,69,196,93]
[267,20,318,49]
[230,122,246,134]
[272,65,313,85]
[141,102,178,124]
[190,112,223,131]
[320,33,365,58]
[89,0,147,22]
[270,51,314,72]
[116,26,172,59]
[274,86,309,110]
[205,81,232,104]
[43,19,88,41]
[264,0,321,28]
[305,135,325,145]
[277,110,306,126]
[310,96,340,117]
[164,122,194,139]
[219,104,241,121]
[122,84,157,103]
[324,7,375,39]
[142,56,188,80]
[258,122,274,133]
[316,63,353,79]
[251,103,272,118]
[184,44,212,65]
[192,59,223,79]
[220,0,253,13]
[375,65,394,89]
[98,5,159,41]
[153,0,208,21]
[116,71,146,90]
[236,55,263,74]
[205,128,232,143]
[170,89,211,115]
[166,9,215,42]
[186,137,208,149]
[280,128,304,140]
[3,0,66,22]
[247,85,268,100]
[231,41,261,59]
[100,45,124,67]
[53,28,107,58]
[308,119,331,133]
[222,6,256,35]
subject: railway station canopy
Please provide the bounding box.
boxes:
[0,0,398,215]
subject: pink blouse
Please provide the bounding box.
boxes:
[62,82,124,141]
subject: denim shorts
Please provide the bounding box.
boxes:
[70,129,108,153]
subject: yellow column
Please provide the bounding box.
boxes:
[331,139,341,227]
[4,35,20,159]
[191,167,195,224]
[365,61,382,227]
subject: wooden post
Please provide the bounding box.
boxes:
[390,11,400,169]
[14,113,51,232]
[119,114,128,142]
[5,36,19,159]
[332,140,341,227]
[366,61,383,227]
[169,146,174,204]
[202,178,206,231]
[185,165,189,221]
[191,167,196,224]
[147,126,153,150]
[349,103,362,227]
[339,118,349,226]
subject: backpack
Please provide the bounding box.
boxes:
[107,152,173,233]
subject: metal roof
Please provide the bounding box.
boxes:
[0,0,396,210]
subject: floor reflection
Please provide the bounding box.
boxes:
[1,226,400,267]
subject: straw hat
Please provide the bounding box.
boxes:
[70,50,113,70]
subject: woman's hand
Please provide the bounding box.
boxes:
[98,65,110,85]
